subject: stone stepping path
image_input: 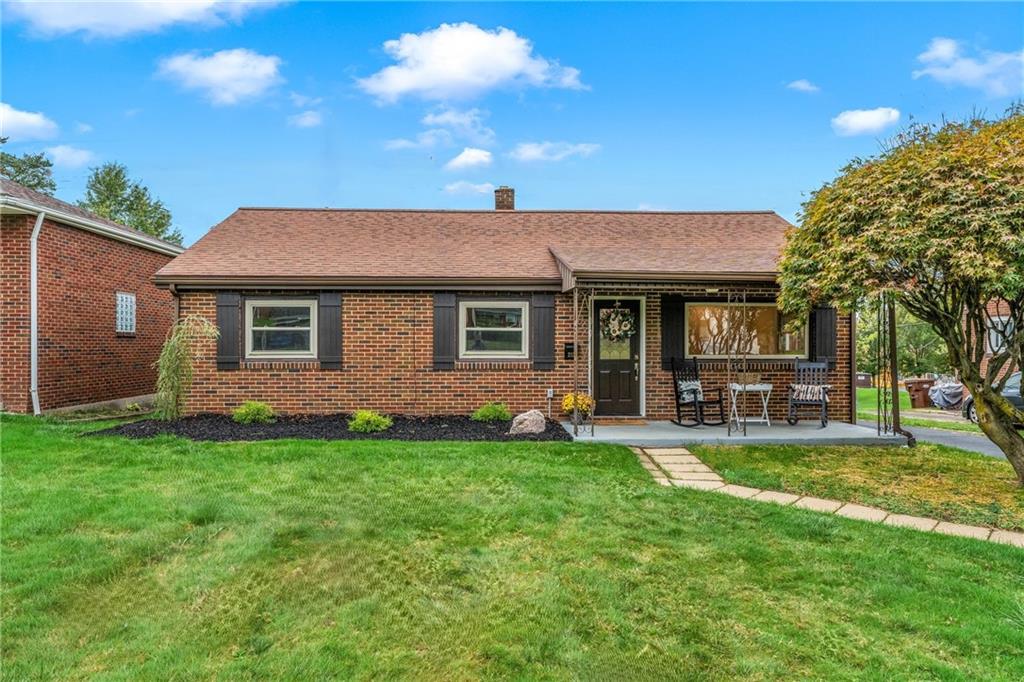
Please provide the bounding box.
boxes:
[632,446,1024,549]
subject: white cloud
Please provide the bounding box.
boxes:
[421,106,495,145]
[75,121,93,133]
[357,22,585,102]
[45,145,96,168]
[287,110,322,128]
[830,108,901,136]
[385,129,453,150]
[158,48,283,105]
[786,79,820,93]
[0,103,59,141]
[509,141,600,162]
[918,37,960,63]
[636,203,668,211]
[913,37,1024,97]
[289,92,323,108]
[5,0,281,39]
[443,180,495,195]
[387,106,496,152]
[444,147,492,171]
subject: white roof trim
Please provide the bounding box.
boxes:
[0,195,184,256]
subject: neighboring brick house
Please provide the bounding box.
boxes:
[155,187,856,422]
[980,298,1016,381]
[1,179,183,413]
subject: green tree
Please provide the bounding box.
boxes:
[780,107,1024,482]
[0,150,56,195]
[856,303,952,379]
[79,162,182,244]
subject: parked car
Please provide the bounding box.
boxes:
[962,371,1023,423]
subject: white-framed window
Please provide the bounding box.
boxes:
[987,316,1014,354]
[115,292,136,334]
[684,302,807,359]
[245,299,317,359]
[458,300,529,359]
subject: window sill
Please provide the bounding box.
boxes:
[115,332,136,338]
[454,360,533,371]
[241,358,320,370]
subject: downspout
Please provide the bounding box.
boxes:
[169,283,180,320]
[29,211,45,415]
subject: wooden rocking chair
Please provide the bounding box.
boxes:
[671,357,726,427]
[787,360,830,428]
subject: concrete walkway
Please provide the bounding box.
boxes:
[635,446,1024,548]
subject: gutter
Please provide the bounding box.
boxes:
[0,196,183,257]
[30,211,45,415]
[154,276,564,291]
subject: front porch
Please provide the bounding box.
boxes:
[562,420,906,447]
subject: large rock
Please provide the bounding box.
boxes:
[509,409,546,435]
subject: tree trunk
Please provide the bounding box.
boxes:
[971,387,1024,484]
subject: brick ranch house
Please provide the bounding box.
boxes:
[155,187,856,422]
[1,179,183,414]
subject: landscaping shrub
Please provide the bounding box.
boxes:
[232,401,276,425]
[471,402,513,422]
[348,410,393,433]
[154,315,219,421]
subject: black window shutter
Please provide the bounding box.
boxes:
[531,293,555,370]
[812,306,838,368]
[318,292,342,369]
[215,292,241,370]
[661,294,684,369]
[433,293,457,370]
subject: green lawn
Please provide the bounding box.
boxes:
[856,387,982,433]
[4,415,1024,680]
[694,442,1024,530]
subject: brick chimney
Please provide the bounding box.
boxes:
[494,185,515,211]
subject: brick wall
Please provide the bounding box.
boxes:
[0,215,31,411]
[0,214,176,412]
[179,289,854,422]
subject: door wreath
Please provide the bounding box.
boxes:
[599,304,637,342]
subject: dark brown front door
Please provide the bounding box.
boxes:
[594,300,641,416]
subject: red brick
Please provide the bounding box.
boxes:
[1,214,175,412]
[178,289,854,420]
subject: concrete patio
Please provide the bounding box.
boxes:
[562,420,906,447]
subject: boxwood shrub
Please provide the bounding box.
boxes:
[348,410,393,433]
[471,402,513,422]
[232,401,276,424]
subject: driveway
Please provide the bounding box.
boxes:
[862,420,1006,459]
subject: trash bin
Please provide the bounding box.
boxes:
[904,378,936,408]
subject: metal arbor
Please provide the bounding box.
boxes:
[875,291,915,445]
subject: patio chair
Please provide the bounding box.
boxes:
[787,360,830,427]
[671,357,726,427]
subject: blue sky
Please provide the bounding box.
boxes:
[2,1,1022,245]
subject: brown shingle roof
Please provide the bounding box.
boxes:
[0,178,183,255]
[155,207,791,288]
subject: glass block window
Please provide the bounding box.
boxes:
[115,292,136,334]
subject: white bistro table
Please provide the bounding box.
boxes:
[728,383,773,428]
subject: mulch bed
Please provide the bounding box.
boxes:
[89,414,573,443]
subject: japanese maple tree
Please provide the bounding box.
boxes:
[779,107,1024,482]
